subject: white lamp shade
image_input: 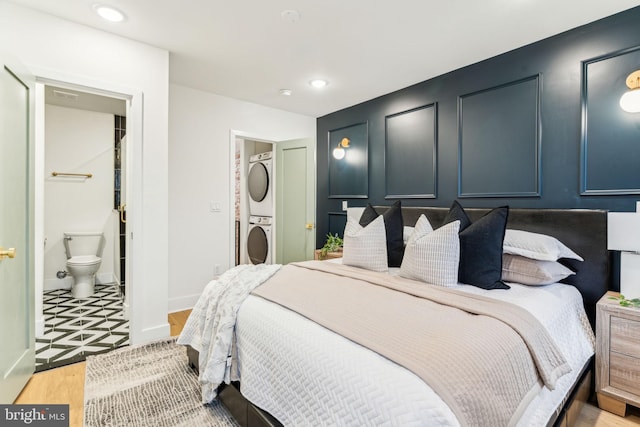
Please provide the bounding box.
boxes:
[332,147,345,159]
[620,89,640,113]
[621,252,640,299]
[608,212,640,251]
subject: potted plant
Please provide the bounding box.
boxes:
[319,233,343,259]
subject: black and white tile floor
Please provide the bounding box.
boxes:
[36,283,129,372]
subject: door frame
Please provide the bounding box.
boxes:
[29,66,143,342]
[228,130,278,267]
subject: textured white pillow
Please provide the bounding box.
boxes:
[399,216,460,287]
[503,229,584,262]
[502,254,575,286]
[342,215,388,272]
[403,226,417,245]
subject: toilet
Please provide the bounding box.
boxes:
[63,232,104,299]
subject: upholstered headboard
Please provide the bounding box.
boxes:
[372,206,610,329]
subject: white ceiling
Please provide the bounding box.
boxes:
[8,0,640,117]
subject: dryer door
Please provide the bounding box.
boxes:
[247,225,268,264]
[248,162,269,202]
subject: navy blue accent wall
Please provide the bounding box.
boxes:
[316,6,640,241]
[328,122,369,198]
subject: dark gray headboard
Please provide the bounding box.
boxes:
[375,206,610,329]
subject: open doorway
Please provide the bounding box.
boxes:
[35,85,130,371]
[234,136,275,266]
[231,131,316,267]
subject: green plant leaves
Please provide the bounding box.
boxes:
[609,294,640,308]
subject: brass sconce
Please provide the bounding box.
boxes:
[620,70,640,113]
[332,137,350,159]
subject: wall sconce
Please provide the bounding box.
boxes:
[332,137,350,160]
[608,202,640,298]
[620,70,640,113]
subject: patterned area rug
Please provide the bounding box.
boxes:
[84,338,239,427]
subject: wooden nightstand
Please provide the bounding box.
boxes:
[313,249,342,260]
[596,291,640,417]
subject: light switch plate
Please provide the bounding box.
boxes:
[210,201,222,212]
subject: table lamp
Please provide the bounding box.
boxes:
[608,202,640,299]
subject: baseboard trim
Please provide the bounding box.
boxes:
[96,272,117,285]
[123,301,130,321]
[169,293,201,313]
[44,277,71,291]
[44,272,117,291]
[35,316,45,338]
[134,322,171,345]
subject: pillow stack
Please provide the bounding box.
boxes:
[340,199,583,289]
[358,200,404,267]
[343,200,511,290]
[501,229,582,286]
[342,215,388,272]
[342,200,403,272]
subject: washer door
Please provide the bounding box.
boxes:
[247,226,268,264]
[248,162,269,203]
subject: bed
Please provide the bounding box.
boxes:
[181,205,610,427]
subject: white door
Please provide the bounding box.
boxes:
[275,138,315,263]
[0,56,35,403]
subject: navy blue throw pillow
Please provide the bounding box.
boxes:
[359,200,404,267]
[443,200,510,290]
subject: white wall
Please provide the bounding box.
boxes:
[168,84,316,312]
[0,2,170,343]
[43,105,115,289]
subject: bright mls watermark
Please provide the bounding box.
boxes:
[0,405,69,426]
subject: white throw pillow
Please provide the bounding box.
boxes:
[503,229,584,262]
[403,226,417,245]
[342,215,388,272]
[502,254,575,286]
[399,216,460,287]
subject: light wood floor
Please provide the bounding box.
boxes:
[14,309,640,427]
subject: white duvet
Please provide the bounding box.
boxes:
[235,269,595,426]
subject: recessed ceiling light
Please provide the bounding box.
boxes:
[279,89,292,96]
[309,79,328,89]
[93,4,126,23]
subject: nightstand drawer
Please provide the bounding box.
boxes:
[610,351,640,396]
[611,315,640,358]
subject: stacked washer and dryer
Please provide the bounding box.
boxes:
[246,151,274,264]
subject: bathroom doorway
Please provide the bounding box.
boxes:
[36,85,130,371]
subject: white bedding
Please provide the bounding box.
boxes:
[234,266,595,426]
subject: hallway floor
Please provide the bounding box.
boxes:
[36,283,128,372]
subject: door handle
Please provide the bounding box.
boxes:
[119,204,127,224]
[305,223,314,230]
[0,247,16,260]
